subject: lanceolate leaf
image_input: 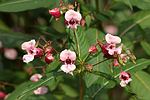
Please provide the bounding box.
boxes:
[7,75,54,100]
[130,71,150,100]
[91,59,150,98]
[141,40,150,56]
[0,0,59,12]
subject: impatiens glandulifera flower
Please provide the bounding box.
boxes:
[60,49,76,75]
[21,39,44,63]
[105,33,121,44]
[30,74,42,82]
[49,8,61,18]
[34,48,43,58]
[45,53,54,64]
[88,45,98,54]
[33,86,48,95]
[119,71,132,87]
[65,9,82,29]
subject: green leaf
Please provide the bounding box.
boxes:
[59,83,78,98]
[115,0,132,10]
[7,75,54,100]
[91,59,150,98]
[85,15,91,27]
[130,71,150,100]
[130,0,150,10]
[0,0,59,12]
[0,29,37,47]
[141,40,150,56]
[131,10,150,29]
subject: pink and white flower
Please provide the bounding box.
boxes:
[60,49,76,75]
[49,8,61,18]
[21,39,43,63]
[119,71,132,87]
[33,86,48,95]
[30,74,42,82]
[65,10,82,29]
[105,34,121,44]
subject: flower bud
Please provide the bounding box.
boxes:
[49,8,61,18]
[30,74,42,82]
[4,48,18,60]
[33,86,48,95]
[88,45,98,54]
[45,53,54,64]
[35,48,43,57]
[113,59,119,67]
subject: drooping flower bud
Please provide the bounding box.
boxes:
[113,59,120,67]
[49,8,61,18]
[33,86,48,95]
[88,45,98,54]
[45,53,54,64]
[34,48,43,58]
[30,74,42,82]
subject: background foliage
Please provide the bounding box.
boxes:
[0,0,150,100]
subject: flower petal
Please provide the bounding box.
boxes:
[23,54,34,63]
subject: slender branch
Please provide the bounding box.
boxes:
[120,14,150,36]
[92,58,109,66]
[73,30,81,58]
[79,75,84,100]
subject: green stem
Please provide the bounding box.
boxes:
[79,75,84,100]
[73,30,81,58]
[92,58,109,66]
[120,14,150,36]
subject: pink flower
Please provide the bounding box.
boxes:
[4,48,18,60]
[21,40,44,63]
[30,74,42,82]
[65,10,82,29]
[21,39,36,52]
[105,34,121,44]
[23,54,34,63]
[119,71,132,87]
[107,44,122,55]
[45,53,54,64]
[33,86,48,95]
[88,45,98,54]
[60,49,76,75]
[49,8,61,18]
[34,48,43,58]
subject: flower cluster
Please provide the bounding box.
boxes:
[97,33,132,87]
[60,49,76,75]
[49,3,82,29]
[21,40,54,64]
[30,74,48,95]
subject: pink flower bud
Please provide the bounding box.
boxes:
[88,45,98,53]
[113,59,119,67]
[33,86,48,95]
[49,8,61,18]
[30,74,42,82]
[34,48,43,58]
[4,48,18,60]
[45,53,54,64]
[0,91,6,99]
